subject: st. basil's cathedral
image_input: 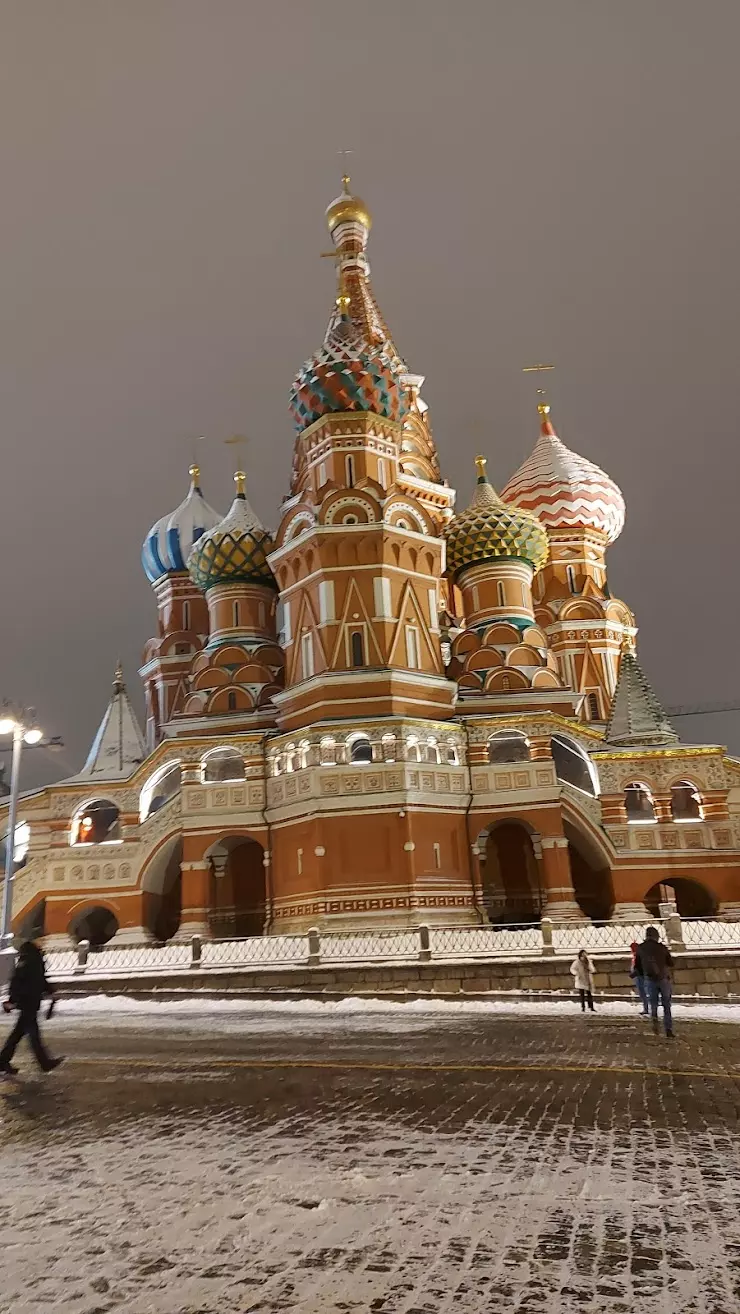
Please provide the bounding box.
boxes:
[5,177,740,950]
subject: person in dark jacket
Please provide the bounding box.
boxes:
[629,940,649,1016]
[635,927,674,1037]
[0,940,64,1074]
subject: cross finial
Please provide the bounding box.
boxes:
[475,454,488,482]
[182,434,206,484]
[224,435,248,494]
[522,364,555,416]
[338,149,353,191]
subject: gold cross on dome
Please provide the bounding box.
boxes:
[522,364,555,415]
[181,434,206,483]
[224,435,248,493]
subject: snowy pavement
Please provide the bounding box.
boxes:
[0,999,739,1313]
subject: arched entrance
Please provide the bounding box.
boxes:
[141,836,183,943]
[206,836,266,939]
[68,905,119,948]
[564,820,614,923]
[480,822,543,924]
[644,878,717,919]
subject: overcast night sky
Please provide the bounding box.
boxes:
[2,0,740,788]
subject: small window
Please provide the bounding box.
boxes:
[671,781,703,822]
[551,734,598,795]
[301,631,315,680]
[350,736,373,764]
[233,601,240,628]
[297,847,303,875]
[318,461,327,487]
[202,748,245,783]
[566,566,577,593]
[140,763,181,823]
[227,691,237,711]
[174,642,191,655]
[433,842,441,870]
[351,630,365,668]
[446,742,459,766]
[406,738,421,763]
[183,600,191,631]
[587,692,600,720]
[488,733,530,764]
[346,455,355,486]
[377,457,387,488]
[624,782,656,823]
[405,626,420,669]
[497,581,505,607]
[425,740,440,764]
[72,800,122,846]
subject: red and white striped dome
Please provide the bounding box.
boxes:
[501,405,625,544]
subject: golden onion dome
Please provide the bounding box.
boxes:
[445,456,549,578]
[326,174,372,233]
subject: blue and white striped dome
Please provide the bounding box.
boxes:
[142,466,222,584]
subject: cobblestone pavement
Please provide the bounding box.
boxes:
[0,1003,739,1313]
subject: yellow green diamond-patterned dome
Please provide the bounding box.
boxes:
[188,474,277,592]
[445,457,549,578]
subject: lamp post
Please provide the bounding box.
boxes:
[0,708,44,956]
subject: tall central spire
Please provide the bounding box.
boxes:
[324,173,399,359]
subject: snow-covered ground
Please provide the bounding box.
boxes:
[57,992,740,1027]
[0,1000,739,1312]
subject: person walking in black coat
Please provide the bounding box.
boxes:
[0,940,64,1074]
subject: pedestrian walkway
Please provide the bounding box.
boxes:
[0,1004,739,1312]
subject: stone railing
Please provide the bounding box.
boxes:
[41,914,740,981]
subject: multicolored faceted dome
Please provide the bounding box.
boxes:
[188,474,277,592]
[289,314,409,433]
[501,404,625,544]
[142,465,222,584]
[445,457,549,577]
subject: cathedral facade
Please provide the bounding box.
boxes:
[5,178,740,948]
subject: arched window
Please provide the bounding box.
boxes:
[201,747,245,783]
[488,731,530,764]
[425,739,440,764]
[346,455,355,486]
[233,601,240,628]
[349,734,373,765]
[72,799,122,845]
[446,741,460,766]
[351,630,365,668]
[497,581,505,608]
[624,782,657,823]
[227,691,237,711]
[298,740,311,770]
[182,600,191,631]
[140,762,181,823]
[671,780,704,822]
[551,734,598,796]
[566,565,577,593]
[285,744,297,773]
[406,737,421,763]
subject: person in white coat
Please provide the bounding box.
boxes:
[570,949,595,1012]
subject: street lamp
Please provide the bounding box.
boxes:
[0,706,45,954]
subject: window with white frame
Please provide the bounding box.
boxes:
[140,763,181,823]
[405,625,421,668]
[201,747,245,783]
[301,631,315,679]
